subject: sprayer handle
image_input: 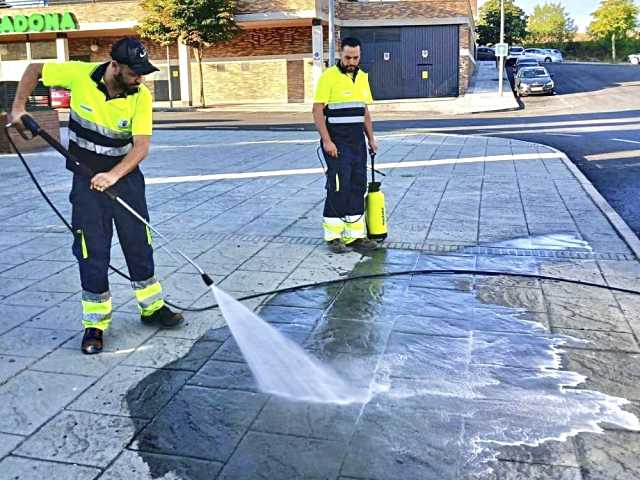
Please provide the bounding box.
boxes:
[21,114,41,137]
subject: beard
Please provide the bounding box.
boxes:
[114,71,139,91]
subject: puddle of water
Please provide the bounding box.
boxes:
[488,233,592,251]
[210,285,371,404]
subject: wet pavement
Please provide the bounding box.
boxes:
[1,130,640,479]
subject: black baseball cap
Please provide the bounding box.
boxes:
[110,37,159,75]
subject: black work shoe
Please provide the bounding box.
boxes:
[81,328,103,355]
[327,239,351,254]
[141,305,184,328]
[348,238,381,252]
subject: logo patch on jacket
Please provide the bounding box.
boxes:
[118,119,130,129]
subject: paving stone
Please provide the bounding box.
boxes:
[0,278,38,298]
[471,331,560,369]
[2,289,73,308]
[257,305,324,326]
[189,359,257,391]
[32,348,125,377]
[24,301,82,331]
[1,260,72,281]
[218,431,346,480]
[218,270,288,293]
[0,354,34,385]
[341,403,464,480]
[496,439,580,468]
[0,304,42,335]
[306,317,394,355]
[0,432,23,458]
[100,449,223,480]
[132,386,267,462]
[239,255,301,273]
[552,328,640,353]
[0,370,93,435]
[0,326,76,359]
[476,285,547,312]
[563,349,640,400]
[0,456,100,480]
[548,297,631,332]
[69,365,190,419]
[252,396,361,441]
[576,431,640,480]
[122,336,221,371]
[15,410,141,468]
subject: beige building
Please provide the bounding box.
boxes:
[0,0,476,106]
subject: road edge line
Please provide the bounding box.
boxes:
[552,146,640,261]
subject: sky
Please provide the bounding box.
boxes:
[477,0,612,33]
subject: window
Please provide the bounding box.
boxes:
[0,43,28,61]
[30,41,57,60]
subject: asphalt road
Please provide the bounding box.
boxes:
[152,62,640,236]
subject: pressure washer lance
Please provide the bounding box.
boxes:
[6,115,215,289]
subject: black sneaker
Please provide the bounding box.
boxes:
[327,239,351,254]
[141,305,184,328]
[81,328,103,355]
[348,238,381,252]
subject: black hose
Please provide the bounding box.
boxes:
[7,126,640,315]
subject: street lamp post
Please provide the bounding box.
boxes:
[498,0,505,96]
[329,0,336,67]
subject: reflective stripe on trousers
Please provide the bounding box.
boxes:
[133,276,165,317]
[82,290,112,330]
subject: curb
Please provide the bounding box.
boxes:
[552,146,640,261]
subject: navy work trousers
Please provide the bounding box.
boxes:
[322,136,367,218]
[70,168,155,294]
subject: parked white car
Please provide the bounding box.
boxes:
[508,46,525,61]
[629,53,640,64]
[524,48,563,63]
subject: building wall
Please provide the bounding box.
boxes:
[236,0,317,14]
[0,110,59,153]
[287,60,305,102]
[1,1,144,21]
[337,0,470,19]
[191,60,288,104]
[458,24,474,94]
[200,27,312,59]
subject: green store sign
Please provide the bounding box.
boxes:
[0,12,78,34]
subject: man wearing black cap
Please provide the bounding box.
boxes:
[8,37,184,355]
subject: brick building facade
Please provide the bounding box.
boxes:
[0,0,476,105]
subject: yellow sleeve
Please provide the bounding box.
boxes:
[363,73,374,104]
[132,86,153,136]
[41,61,89,90]
[314,70,333,104]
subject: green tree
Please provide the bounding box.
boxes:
[476,0,528,45]
[139,0,179,107]
[139,0,240,107]
[527,3,578,45]
[589,0,639,62]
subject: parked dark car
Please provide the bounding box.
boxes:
[515,66,554,96]
[477,47,496,61]
[50,87,70,109]
[513,57,540,74]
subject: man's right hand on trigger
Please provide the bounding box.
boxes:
[6,109,26,130]
[323,140,338,158]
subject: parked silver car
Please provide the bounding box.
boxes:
[515,66,555,96]
[629,53,640,64]
[524,48,563,63]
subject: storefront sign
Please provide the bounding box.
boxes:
[0,12,78,34]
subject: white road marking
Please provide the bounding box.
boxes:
[585,149,640,161]
[545,133,581,137]
[145,152,563,185]
[611,138,640,145]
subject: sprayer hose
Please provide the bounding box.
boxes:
[7,127,640,313]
